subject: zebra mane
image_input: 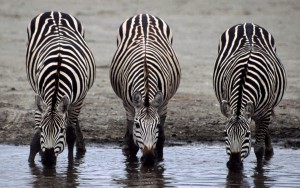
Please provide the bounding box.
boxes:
[236,50,250,116]
[143,55,150,108]
[52,54,62,111]
[142,14,150,108]
[245,23,254,46]
[51,13,62,111]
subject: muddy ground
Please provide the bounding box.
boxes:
[0,0,299,148]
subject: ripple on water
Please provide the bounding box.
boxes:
[0,144,299,187]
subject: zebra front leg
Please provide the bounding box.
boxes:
[254,141,265,168]
[264,131,274,160]
[66,125,76,160]
[254,118,270,167]
[74,120,86,154]
[28,129,41,164]
[156,116,166,161]
[123,120,139,158]
[69,101,86,154]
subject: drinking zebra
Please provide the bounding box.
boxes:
[213,23,286,170]
[110,14,181,165]
[26,11,95,166]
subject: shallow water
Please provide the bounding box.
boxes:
[0,144,299,187]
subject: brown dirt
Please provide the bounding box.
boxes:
[0,0,299,148]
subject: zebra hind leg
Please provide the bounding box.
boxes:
[122,120,139,159]
[264,131,274,160]
[66,125,76,160]
[28,129,41,164]
[156,116,166,161]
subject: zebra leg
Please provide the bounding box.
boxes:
[264,131,274,160]
[254,117,270,167]
[28,129,41,163]
[74,120,86,153]
[68,101,86,154]
[123,119,139,158]
[156,116,166,160]
[66,125,76,160]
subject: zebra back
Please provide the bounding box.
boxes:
[213,23,286,118]
[110,14,180,117]
[26,11,95,109]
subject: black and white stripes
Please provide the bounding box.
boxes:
[110,14,180,163]
[25,12,287,168]
[213,23,286,169]
[26,11,95,166]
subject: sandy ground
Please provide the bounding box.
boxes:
[0,0,299,148]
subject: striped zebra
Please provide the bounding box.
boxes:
[213,23,286,170]
[26,11,95,166]
[110,14,180,165]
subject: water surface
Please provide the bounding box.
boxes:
[0,144,299,187]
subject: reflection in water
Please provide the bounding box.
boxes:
[225,162,275,188]
[226,169,250,188]
[29,153,84,187]
[0,144,299,187]
[115,157,169,187]
[252,164,274,188]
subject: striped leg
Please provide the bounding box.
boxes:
[264,130,274,160]
[123,120,139,158]
[28,110,42,163]
[75,120,86,153]
[68,100,86,153]
[156,115,166,160]
[254,116,271,166]
[28,128,41,163]
[66,125,76,160]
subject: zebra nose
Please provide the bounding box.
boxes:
[141,146,156,166]
[142,146,154,154]
[41,148,57,167]
[227,153,243,171]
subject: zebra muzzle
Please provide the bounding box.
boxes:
[41,148,57,167]
[141,147,156,166]
[227,153,243,171]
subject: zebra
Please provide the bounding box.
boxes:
[26,11,95,166]
[213,23,286,170]
[110,14,180,165]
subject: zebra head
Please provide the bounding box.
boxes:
[221,100,254,170]
[35,95,69,166]
[131,91,163,165]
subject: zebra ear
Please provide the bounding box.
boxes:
[35,95,47,113]
[221,100,231,118]
[152,91,163,108]
[132,91,142,107]
[244,101,254,119]
[58,96,70,114]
